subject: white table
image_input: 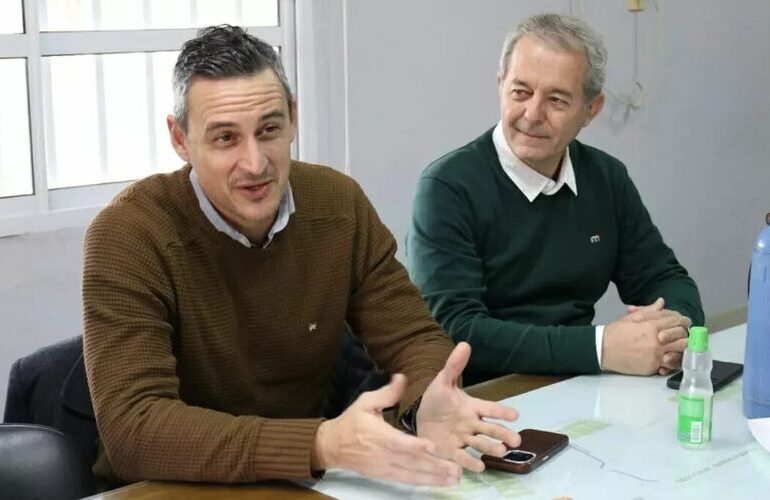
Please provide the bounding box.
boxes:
[313,324,770,499]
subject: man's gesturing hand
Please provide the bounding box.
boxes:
[312,374,462,486]
[416,342,521,472]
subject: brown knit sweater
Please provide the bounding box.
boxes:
[82,162,453,483]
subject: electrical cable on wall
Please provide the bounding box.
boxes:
[570,0,660,124]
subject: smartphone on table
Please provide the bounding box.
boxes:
[666,360,743,391]
[481,429,569,474]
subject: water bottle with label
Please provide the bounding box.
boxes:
[677,326,713,447]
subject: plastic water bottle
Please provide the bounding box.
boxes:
[744,223,770,419]
[677,326,713,447]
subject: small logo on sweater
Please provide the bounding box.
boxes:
[590,234,601,244]
[308,322,317,333]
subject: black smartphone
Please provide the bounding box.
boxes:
[667,360,743,391]
[481,429,569,474]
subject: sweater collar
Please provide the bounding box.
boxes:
[492,121,577,202]
[189,168,295,248]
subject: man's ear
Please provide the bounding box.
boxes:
[167,115,191,162]
[583,93,605,126]
[289,100,298,142]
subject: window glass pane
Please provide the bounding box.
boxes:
[102,53,151,183]
[45,51,181,189]
[0,0,24,34]
[0,59,33,198]
[41,0,279,31]
[45,55,101,188]
[151,51,185,172]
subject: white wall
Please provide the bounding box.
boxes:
[2,0,769,411]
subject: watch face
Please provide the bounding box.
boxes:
[400,398,421,435]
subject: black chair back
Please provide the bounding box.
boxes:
[0,423,93,500]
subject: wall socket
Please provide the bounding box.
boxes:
[627,0,645,11]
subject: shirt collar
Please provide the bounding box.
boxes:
[189,168,295,249]
[492,121,577,202]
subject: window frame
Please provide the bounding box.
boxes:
[0,0,296,237]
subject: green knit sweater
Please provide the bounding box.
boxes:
[407,128,703,382]
[83,162,452,483]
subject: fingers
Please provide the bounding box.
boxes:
[631,297,664,313]
[437,342,471,386]
[357,373,406,412]
[472,398,519,423]
[451,448,486,472]
[387,433,461,483]
[626,297,663,314]
[471,420,521,449]
[385,425,438,456]
[465,435,507,457]
[629,309,682,325]
[660,351,683,370]
[662,337,688,354]
[647,314,690,334]
[657,325,689,344]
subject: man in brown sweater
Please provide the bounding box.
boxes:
[82,25,520,487]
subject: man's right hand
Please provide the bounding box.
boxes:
[602,298,692,375]
[311,374,462,486]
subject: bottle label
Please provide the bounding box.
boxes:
[678,395,705,443]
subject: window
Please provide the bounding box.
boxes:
[0,0,295,234]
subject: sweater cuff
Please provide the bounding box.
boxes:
[252,418,324,480]
[554,325,601,373]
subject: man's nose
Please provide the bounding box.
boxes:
[523,96,545,123]
[237,136,268,175]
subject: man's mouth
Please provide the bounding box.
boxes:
[517,128,548,139]
[235,179,273,198]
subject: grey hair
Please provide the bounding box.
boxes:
[499,13,607,103]
[172,25,293,131]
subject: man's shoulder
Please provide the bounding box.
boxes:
[289,160,367,218]
[88,167,192,244]
[422,128,497,184]
[571,140,629,179]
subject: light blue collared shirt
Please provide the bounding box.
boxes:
[189,169,295,249]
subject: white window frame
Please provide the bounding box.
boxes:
[0,0,296,237]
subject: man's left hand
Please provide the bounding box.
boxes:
[416,342,521,472]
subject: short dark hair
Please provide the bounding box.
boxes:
[172,25,293,131]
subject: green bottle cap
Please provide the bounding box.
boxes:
[688,326,709,352]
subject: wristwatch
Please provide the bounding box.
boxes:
[400,397,422,435]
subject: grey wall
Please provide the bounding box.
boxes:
[2,0,769,412]
[0,227,86,413]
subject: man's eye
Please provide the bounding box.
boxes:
[259,125,280,137]
[215,134,233,144]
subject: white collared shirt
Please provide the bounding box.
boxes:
[492,122,605,369]
[189,169,295,249]
[492,121,577,201]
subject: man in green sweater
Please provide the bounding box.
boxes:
[82,26,520,487]
[407,13,703,385]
